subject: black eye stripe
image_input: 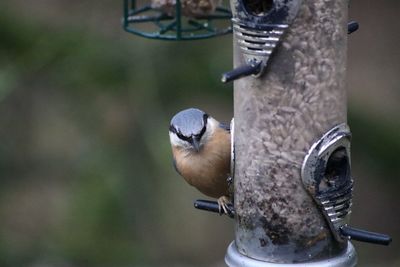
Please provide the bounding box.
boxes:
[199,114,208,137]
[198,125,206,138]
[170,125,190,141]
[203,113,209,125]
[170,125,189,141]
[169,124,177,133]
[177,132,190,141]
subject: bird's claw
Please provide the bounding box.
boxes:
[217,196,232,216]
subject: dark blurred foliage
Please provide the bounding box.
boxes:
[0,0,399,266]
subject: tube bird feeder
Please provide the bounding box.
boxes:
[229,0,351,262]
[224,0,390,266]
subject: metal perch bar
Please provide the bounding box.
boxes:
[340,226,392,246]
[221,61,261,83]
[194,199,235,218]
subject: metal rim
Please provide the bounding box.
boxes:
[225,241,357,267]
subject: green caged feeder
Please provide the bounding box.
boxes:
[123,0,232,40]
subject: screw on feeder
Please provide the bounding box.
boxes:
[347,21,359,34]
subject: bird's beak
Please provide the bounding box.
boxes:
[190,137,201,152]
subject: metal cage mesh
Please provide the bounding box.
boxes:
[123,0,232,40]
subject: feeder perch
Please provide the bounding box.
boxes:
[123,0,233,40]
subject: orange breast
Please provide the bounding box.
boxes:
[172,129,231,198]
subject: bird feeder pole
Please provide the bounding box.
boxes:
[225,0,356,265]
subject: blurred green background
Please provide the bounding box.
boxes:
[0,0,399,266]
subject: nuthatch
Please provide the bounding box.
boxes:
[169,108,232,213]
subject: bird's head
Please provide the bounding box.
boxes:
[169,108,218,152]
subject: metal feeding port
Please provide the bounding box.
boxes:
[301,123,353,242]
[302,124,392,246]
[221,0,302,82]
[123,0,232,40]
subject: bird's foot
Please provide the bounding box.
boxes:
[217,196,232,216]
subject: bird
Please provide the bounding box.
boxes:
[151,0,222,18]
[169,108,232,214]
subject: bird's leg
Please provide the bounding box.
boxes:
[217,195,231,215]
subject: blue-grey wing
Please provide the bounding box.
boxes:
[219,122,230,133]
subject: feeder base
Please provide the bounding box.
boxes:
[225,241,357,267]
